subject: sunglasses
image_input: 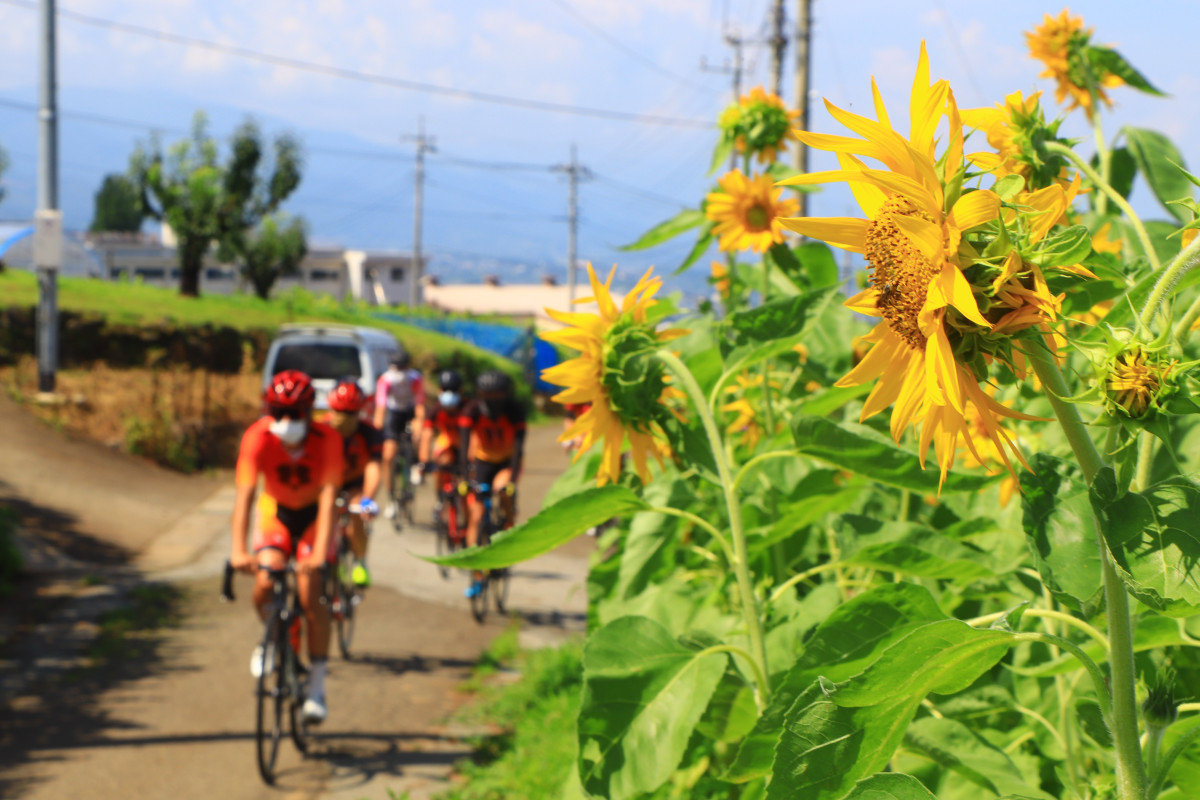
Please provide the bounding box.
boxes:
[267,406,306,421]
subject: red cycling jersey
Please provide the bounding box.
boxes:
[459,400,527,464]
[424,405,464,450]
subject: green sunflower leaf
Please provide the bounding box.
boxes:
[1124,127,1192,223]
[720,288,838,374]
[844,774,937,799]
[620,208,705,251]
[789,415,998,493]
[423,485,647,569]
[578,615,727,800]
[1088,45,1165,97]
[675,226,716,275]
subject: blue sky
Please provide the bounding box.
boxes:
[0,0,1196,296]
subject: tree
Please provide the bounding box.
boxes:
[237,214,308,300]
[131,111,302,297]
[89,174,144,232]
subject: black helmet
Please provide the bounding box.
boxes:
[438,369,463,392]
[477,369,512,396]
[389,349,411,369]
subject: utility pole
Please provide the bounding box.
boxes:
[36,0,61,396]
[792,0,813,217]
[553,144,592,304]
[768,0,787,96]
[402,117,435,308]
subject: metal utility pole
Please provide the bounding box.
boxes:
[553,145,592,304]
[768,0,787,96]
[402,117,435,308]
[792,0,813,216]
[36,0,62,395]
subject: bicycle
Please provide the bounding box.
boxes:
[388,423,418,531]
[429,462,468,580]
[221,561,313,785]
[328,496,370,660]
[467,482,515,624]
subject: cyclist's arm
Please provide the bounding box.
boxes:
[230,483,257,572]
[362,459,381,501]
[373,375,388,428]
[417,422,433,463]
[307,479,338,572]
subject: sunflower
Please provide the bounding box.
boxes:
[706,169,799,253]
[720,86,801,165]
[1026,10,1122,120]
[961,90,1073,191]
[720,373,780,449]
[540,264,686,485]
[777,42,1037,485]
[711,260,731,299]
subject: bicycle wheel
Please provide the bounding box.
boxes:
[469,574,490,623]
[285,642,310,755]
[491,567,511,615]
[255,618,286,785]
[335,549,357,659]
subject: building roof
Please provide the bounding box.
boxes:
[423,281,625,329]
[0,222,104,278]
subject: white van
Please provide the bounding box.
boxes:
[261,324,404,411]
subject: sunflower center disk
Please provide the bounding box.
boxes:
[864,195,941,351]
[745,205,770,231]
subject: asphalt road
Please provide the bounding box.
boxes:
[0,405,592,800]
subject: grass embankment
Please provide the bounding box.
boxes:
[436,628,584,800]
[0,268,517,367]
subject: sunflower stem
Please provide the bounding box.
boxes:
[1136,433,1155,492]
[1091,109,1111,217]
[1172,292,1200,344]
[1138,232,1200,336]
[657,349,771,709]
[1029,345,1147,800]
[1045,141,1161,274]
[761,247,786,585]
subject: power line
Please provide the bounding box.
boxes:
[546,0,717,93]
[591,173,692,209]
[0,0,715,129]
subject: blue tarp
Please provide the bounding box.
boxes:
[372,313,562,393]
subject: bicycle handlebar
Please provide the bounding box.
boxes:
[220,560,300,602]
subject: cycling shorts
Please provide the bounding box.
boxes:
[253,499,337,563]
[383,408,416,442]
[472,459,511,492]
[341,476,365,495]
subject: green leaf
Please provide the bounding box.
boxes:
[615,478,690,600]
[1091,469,1200,616]
[793,383,871,418]
[768,620,1013,800]
[1106,148,1137,201]
[903,717,1055,799]
[1125,127,1192,223]
[734,257,804,298]
[720,289,837,376]
[710,137,735,175]
[993,174,1026,202]
[790,415,997,494]
[793,241,840,287]
[540,448,602,509]
[727,583,948,783]
[1029,224,1093,267]
[426,486,647,569]
[577,616,727,800]
[674,228,715,275]
[837,516,997,585]
[1019,453,1104,614]
[1089,46,1165,97]
[620,208,705,251]
[844,773,937,800]
[696,669,758,742]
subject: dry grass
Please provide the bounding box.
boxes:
[2,356,262,471]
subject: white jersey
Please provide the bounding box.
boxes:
[375,368,425,412]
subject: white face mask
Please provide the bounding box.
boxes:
[439,391,460,408]
[269,417,307,447]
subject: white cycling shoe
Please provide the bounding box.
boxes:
[302,694,328,724]
[249,644,274,678]
[384,501,398,520]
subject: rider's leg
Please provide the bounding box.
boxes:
[345,491,368,560]
[492,468,515,529]
[380,438,398,514]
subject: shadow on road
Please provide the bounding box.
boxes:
[353,651,480,675]
[0,495,129,566]
[0,583,189,798]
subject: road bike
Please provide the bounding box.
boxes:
[388,424,418,531]
[430,462,468,580]
[328,496,369,659]
[221,561,312,785]
[467,482,514,624]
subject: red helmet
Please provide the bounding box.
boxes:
[327,380,367,413]
[264,370,315,411]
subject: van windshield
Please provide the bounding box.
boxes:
[273,343,363,380]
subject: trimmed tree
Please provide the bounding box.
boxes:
[131,111,302,297]
[236,214,308,300]
[89,174,144,232]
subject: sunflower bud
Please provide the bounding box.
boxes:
[1104,346,1175,419]
[717,86,799,165]
[1143,680,1178,731]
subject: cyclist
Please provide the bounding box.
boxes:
[458,369,526,599]
[419,368,467,490]
[230,370,343,724]
[323,380,381,588]
[374,350,426,520]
